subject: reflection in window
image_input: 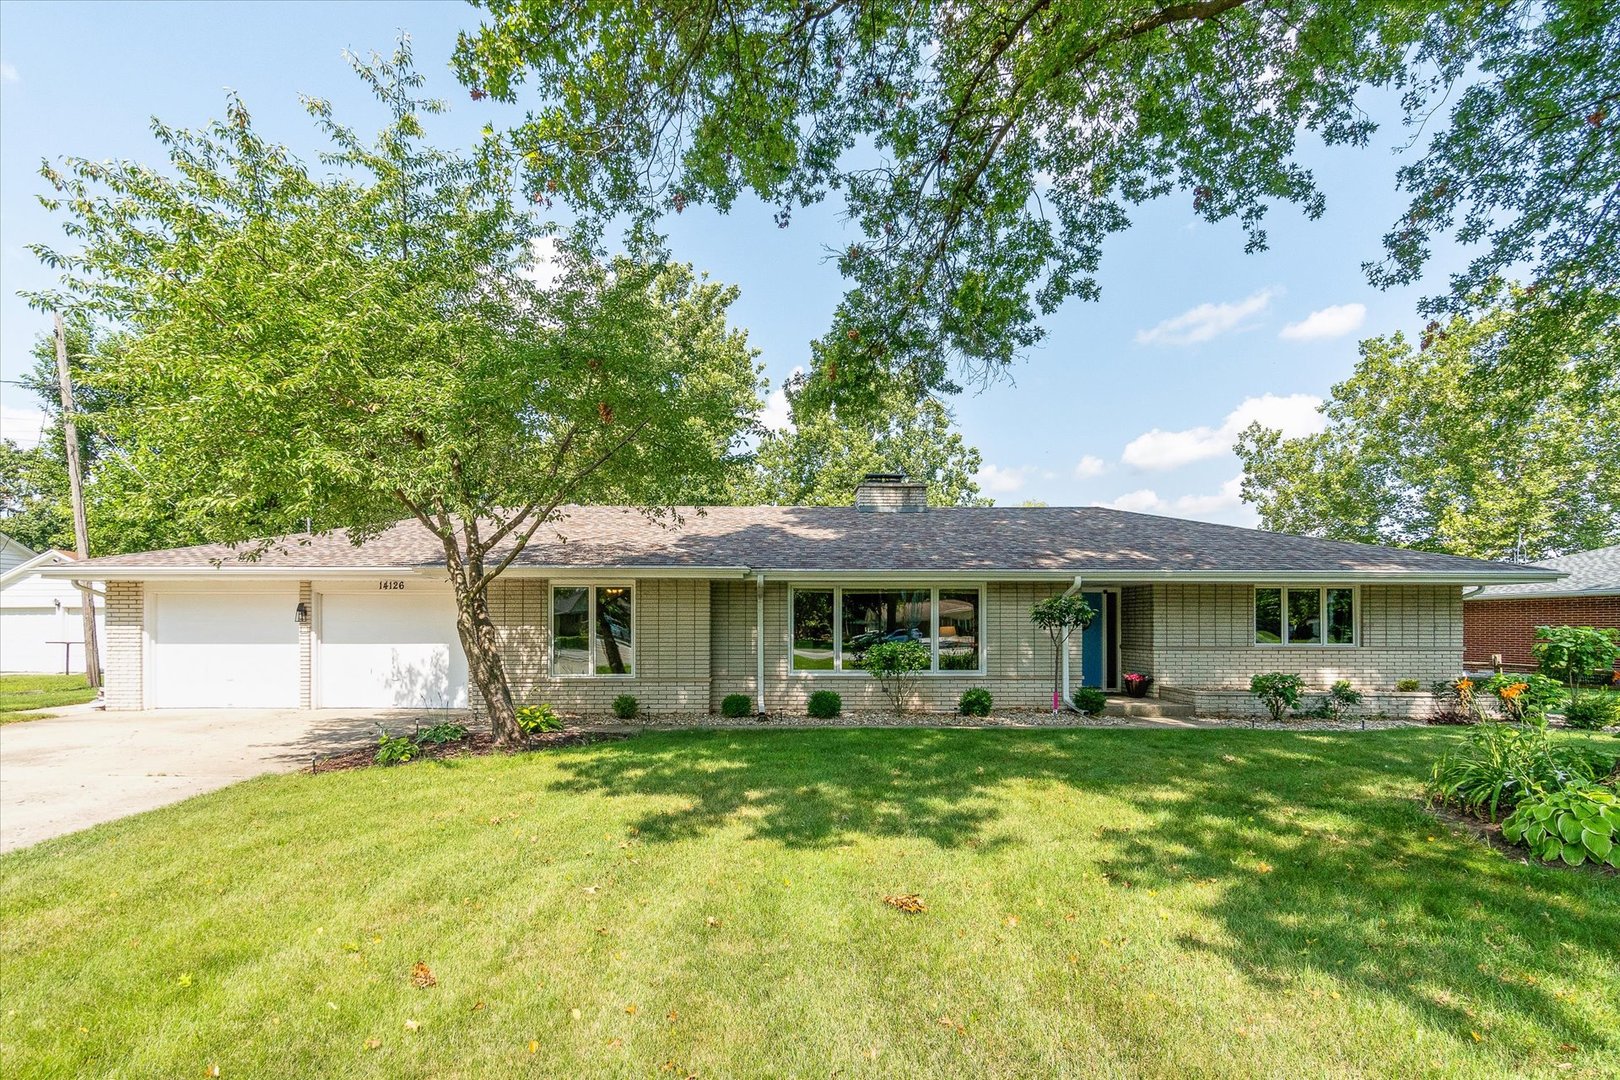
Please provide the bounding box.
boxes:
[842,589,929,665]
[553,586,590,675]
[1326,588,1355,644]
[792,590,835,671]
[1255,588,1282,643]
[1287,588,1322,644]
[937,591,980,671]
[1255,587,1356,646]
[553,585,634,676]
[595,586,633,675]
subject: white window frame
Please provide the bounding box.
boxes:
[788,584,987,676]
[1254,585,1358,647]
[551,583,636,678]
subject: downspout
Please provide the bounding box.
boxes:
[755,572,766,717]
[1060,575,1083,711]
[1461,586,1486,599]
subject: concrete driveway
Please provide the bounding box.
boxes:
[0,707,441,853]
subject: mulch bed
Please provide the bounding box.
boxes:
[311,728,630,774]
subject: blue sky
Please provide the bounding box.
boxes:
[0,1,1471,524]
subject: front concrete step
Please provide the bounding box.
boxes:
[1101,696,1195,720]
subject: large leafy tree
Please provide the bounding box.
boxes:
[29,43,762,743]
[1235,292,1619,561]
[455,1,1618,409]
[742,378,988,506]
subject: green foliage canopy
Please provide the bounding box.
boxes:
[27,42,762,742]
[455,1,1618,408]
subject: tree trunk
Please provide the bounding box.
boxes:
[450,577,523,747]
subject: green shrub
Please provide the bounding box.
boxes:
[1396,679,1422,692]
[958,687,993,717]
[1564,692,1620,731]
[1323,680,1364,723]
[1532,625,1620,694]
[1249,673,1304,723]
[1481,672,1563,722]
[516,704,563,734]
[720,693,753,718]
[611,694,639,720]
[374,730,418,766]
[858,640,930,713]
[1427,722,1611,821]
[413,721,468,746]
[1502,785,1619,868]
[806,690,842,719]
[1070,687,1107,716]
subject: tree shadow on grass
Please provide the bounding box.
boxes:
[547,727,1619,1056]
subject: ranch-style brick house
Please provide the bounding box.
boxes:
[45,476,1561,718]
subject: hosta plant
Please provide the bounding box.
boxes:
[1428,722,1609,821]
[1502,785,1620,868]
[516,704,563,734]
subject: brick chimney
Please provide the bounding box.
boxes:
[854,472,928,512]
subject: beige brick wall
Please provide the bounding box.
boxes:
[1139,583,1462,694]
[475,577,711,716]
[1120,585,1154,678]
[103,580,144,710]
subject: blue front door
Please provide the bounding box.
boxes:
[1079,591,1106,689]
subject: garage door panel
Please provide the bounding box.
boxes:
[149,590,299,708]
[317,592,467,709]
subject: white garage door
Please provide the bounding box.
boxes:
[316,591,467,708]
[149,589,300,708]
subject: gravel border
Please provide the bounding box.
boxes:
[561,710,1429,732]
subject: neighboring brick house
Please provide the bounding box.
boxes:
[1464,545,1620,674]
[47,476,1560,718]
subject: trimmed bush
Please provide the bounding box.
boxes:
[611,694,639,720]
[858,640,930,713]
[516,704,563,734]
[1564,692,1620,731]
[958,687,993,717]
[806,690,842,719]
[720,693,753,718]
[1070,687,1107,716]
[1396,679,1421,692]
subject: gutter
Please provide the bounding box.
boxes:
[755,572,767,718]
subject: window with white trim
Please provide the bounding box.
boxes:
[1255,586,1356,646]
[790,585,983,674]
[552,585,634,675]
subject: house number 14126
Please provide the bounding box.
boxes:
[378,580,406,590]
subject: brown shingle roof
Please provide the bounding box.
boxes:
[63,505,1560,582]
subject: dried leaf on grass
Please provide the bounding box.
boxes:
[883,893,926,914]
[410,962,437,988]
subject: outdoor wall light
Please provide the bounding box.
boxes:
[294,602,310,626]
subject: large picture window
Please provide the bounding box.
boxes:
[552,585,634,676]
[790,585,983,674]
[1255,587,1356,646]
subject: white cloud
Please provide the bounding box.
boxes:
[1102,488,1163,513]
[1,405,48,448]
[1121,392,1324,471]
[1279,302,1366,341]
[760,366,802,432]
[975,464,1033,496]
[0,61,18,84]
[1072,455,1107,479]
[1134,288,1276,347]
[517,235,563,290]
[1098,475,1254,525]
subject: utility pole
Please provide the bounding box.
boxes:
[53,312,102,690]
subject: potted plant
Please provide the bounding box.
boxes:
[1122,672,1152,698]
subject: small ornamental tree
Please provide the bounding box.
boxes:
[1532,626,1620,699]
[1030,595,1096,713]
[859,640,930,714]
[28,42,761,747]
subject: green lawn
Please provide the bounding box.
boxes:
[2,728,1616,1078]
[0,673,97,722]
